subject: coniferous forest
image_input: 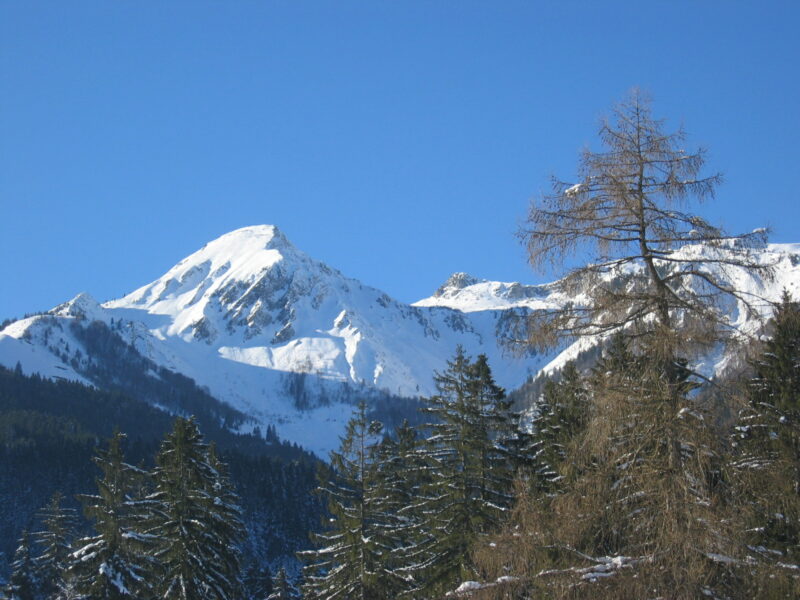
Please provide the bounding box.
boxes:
[3,93,800,599]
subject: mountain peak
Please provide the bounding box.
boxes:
[52,292,104,320]
[213,224,286,245]
[106,225,305,317]
[434,272,482,296]
[200,224,295,256]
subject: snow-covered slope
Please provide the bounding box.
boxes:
[413,272,560,313]
[418,242,800,379]
[100,225,551,396]
[0,226,550,454]
[1,226,798,456]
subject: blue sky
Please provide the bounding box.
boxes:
[1,1,799,320]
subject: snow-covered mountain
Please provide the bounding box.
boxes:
[426,244,799,376]
[0,226,553,454]
[1,225,799,455]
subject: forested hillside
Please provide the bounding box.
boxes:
[0,365,322,597]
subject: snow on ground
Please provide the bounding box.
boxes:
[413,273,560,313]
[0,315,92,385]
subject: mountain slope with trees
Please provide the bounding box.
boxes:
[0,365,322,593]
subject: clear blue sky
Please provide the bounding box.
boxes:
[2,1,799,320]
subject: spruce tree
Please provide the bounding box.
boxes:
[732,291,800,595]
[267,568,298,600]
[205,443,246,598]
[469,354,516,508]
[369,420,429,598]
[51,578,82,600]
[300,401,385,600]
[146,417,245,600]
[32,492,77,599]
[4,530,37,600]
[243,561,272,600]
[748,290,800,415]
[69,431,154,600]
[517,361,589,492]
[412,348,514,597]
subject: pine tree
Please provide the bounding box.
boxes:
[69,431,154,600]
[146,417,245,600]
[4,530,37,600]
[267,568,298,600]
[32,492,77,599]
[412,348,514,597]
[300,401,385,600]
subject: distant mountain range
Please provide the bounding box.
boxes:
[2,225,798,456]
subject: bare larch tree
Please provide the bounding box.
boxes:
[521,89,771,363]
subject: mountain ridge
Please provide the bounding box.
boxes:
[0,226,553,454]
[2,226,799,456]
